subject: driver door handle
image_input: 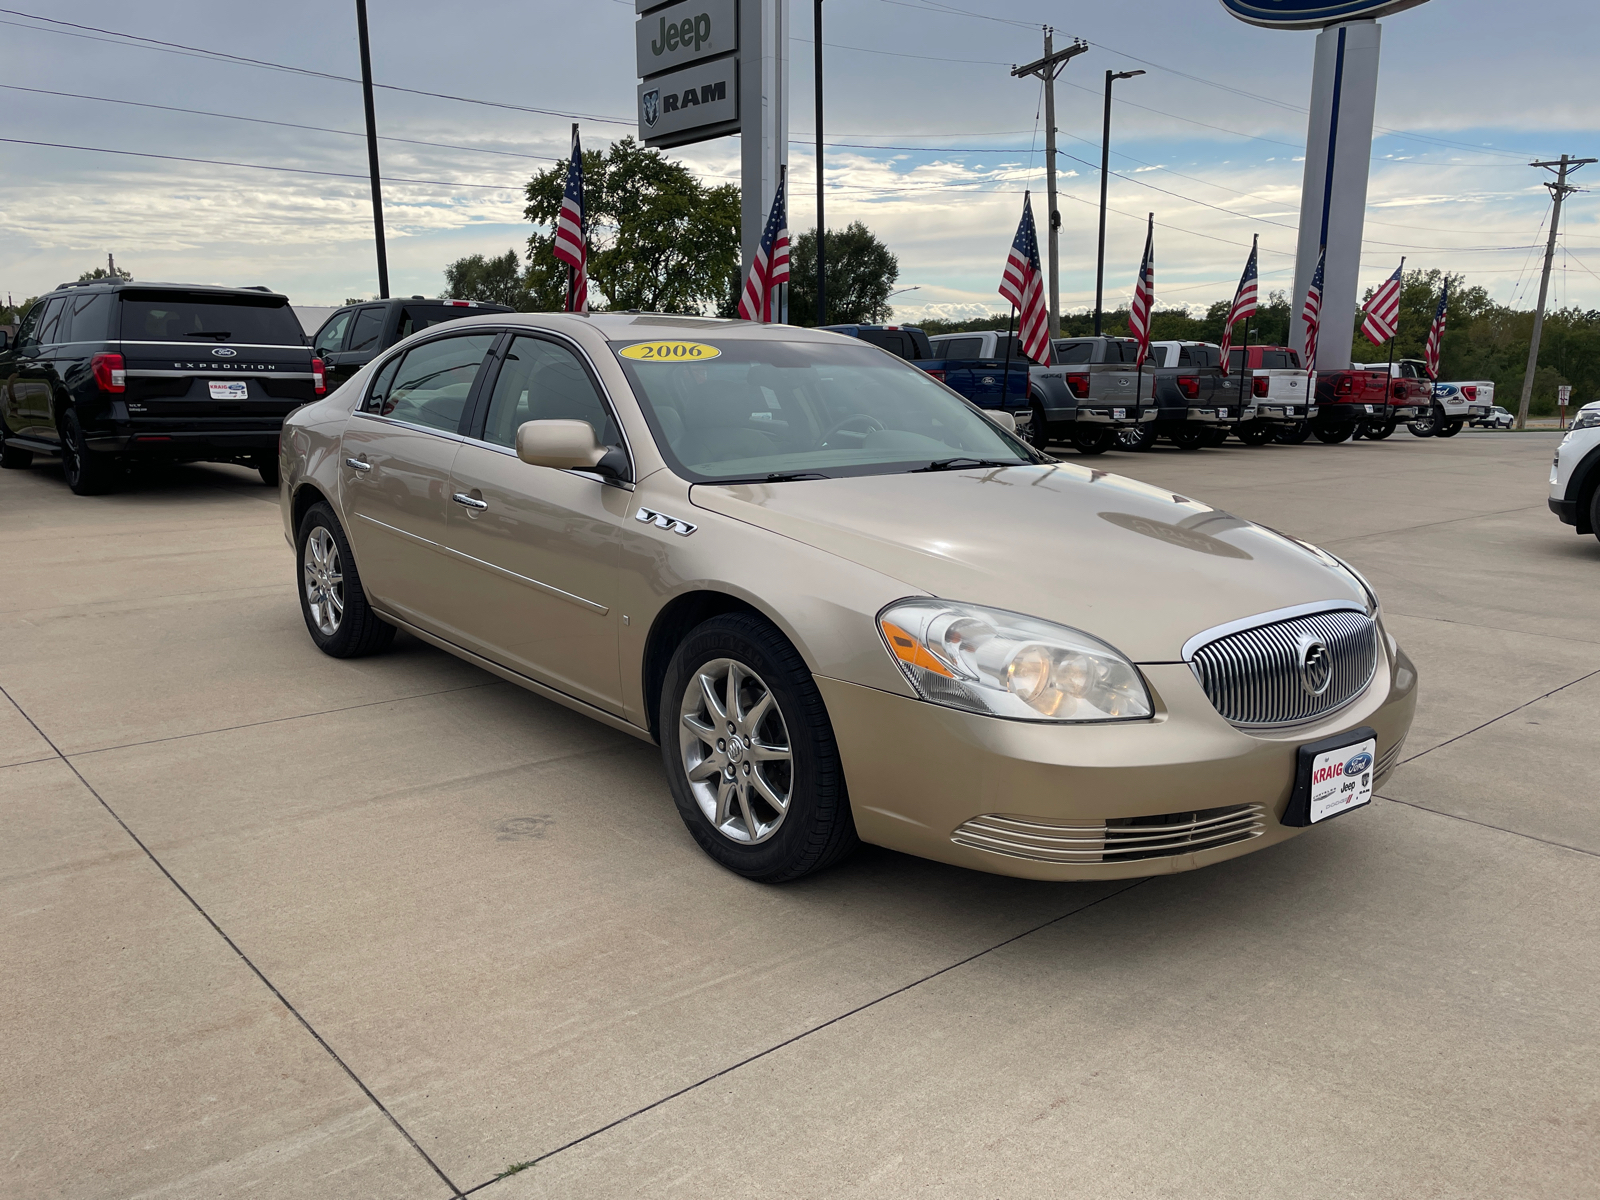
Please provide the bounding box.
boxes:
[452,492,488,511]
[345,457,371,472]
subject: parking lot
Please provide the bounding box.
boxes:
[3,430,1596,1199]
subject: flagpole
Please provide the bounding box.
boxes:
[1240,320,1251,415]
[1001,305,1017,420]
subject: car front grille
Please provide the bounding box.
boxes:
[1189,607,1378,728]
[951,804,1266,865]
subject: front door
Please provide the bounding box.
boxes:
[12,297,66,439]
[441,333,627,713]
[327,304,386,390]
[337,331,498,633]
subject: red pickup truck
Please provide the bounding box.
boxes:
[1311,365,1430,442]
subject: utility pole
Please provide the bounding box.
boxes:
[1515,154,1594,429]
[1094,68,1144,336]
[814,0,826,327]
[1012,29,1087,340]
[355,0,390,300]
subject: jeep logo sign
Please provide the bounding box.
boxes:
[1218,0,1430,30]
[636,0,736,79]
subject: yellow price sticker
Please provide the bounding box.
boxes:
[618,340,722,362]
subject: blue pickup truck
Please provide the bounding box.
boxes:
[822,325,1033,409]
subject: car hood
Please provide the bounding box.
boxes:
[690,463,1368,663]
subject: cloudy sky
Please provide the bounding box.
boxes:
[2,0,1597,320]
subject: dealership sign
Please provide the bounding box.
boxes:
[637,0,739,149]
[1218,0,1429,30]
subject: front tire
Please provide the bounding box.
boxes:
[1436,419,1464,438]
[1276,422,1312,445]
[296,502,395,658]
[1169,427,1208,451]
[1365,421,1396,440]
[1313,424,1355,444]
[660,613,857,883]
[1237,423,1276,446]
[59,408,117,495]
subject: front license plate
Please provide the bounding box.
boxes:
[1282,726,1377,827]
[209,380,248,400]
[1112,407,1126,419]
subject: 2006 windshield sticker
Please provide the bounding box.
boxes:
[618,340,722,362]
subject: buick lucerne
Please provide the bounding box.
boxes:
[278,314,1417,882]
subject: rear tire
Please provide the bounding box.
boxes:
[1408,407,1439,437]
[1023,401,1051,450]
[1313,424,1355,444]
[1436,419,1464,438]
[1364,421,1396,440]
[295,502,396,658]
[1070,427,1113,456]
[0,421,32,469]
[1116,423,1156,451]
[59,408,117,495]
[660,613,858,883]
[1590,486,1600,546]
[1169,427,1208,451]
[1276,422,1312,445]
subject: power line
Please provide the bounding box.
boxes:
[0,137,527,191]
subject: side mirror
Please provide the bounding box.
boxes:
[516,419,609,471]
[983,408,1017,434]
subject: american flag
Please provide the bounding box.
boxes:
[1218,234,1259,361]
[738,176,789,323]
[552,126,588,314]
[1301,245,1326,378]
[1423,276,1449,379]
[1360,259,1405,347]
[998,192,1051,365]
[1128,213,1155,367]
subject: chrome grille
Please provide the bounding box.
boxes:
[1189,607,1377,728]
[952,804,1265,865]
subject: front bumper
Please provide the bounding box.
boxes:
[818,644,1417,881]
[1252,403,1317,424]
[1550,495,1577,526]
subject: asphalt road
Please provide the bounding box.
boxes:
[3,430,1595,1199]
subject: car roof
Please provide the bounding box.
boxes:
[431,312,859,344]
[48,280,291,301]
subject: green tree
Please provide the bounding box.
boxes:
[787,222,899,326]
[441,248,535,310]
[523,137,740,314]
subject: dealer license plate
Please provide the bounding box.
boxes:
[209,380,248,401]
[1112,407,1126,419]
[1307,737,1376,822]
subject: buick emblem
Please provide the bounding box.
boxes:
[642,89,661,129]
[212,347,237,357]
[1298,638,1332,696]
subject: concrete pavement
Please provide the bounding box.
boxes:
[2,432,1595,1198]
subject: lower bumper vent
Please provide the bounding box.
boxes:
[952,804,1266,865]
[1374,737,1406,782]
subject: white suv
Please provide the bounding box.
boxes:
[1549,401,1600,542]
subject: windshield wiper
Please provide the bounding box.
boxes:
[910,457,1022,473]
[723,471,831,484]
[184,330,233,339]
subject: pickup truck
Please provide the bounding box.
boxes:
[1223,345,1318,445]
[922,329,1034,412]
[1130,340,1237,450]
[1018,336,1157,455]
[1312,363,1429,442]
[312,296,514,391]
[1390,358,1492,438]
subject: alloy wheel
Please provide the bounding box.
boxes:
[303,525,345,636]
[679,657,793,845]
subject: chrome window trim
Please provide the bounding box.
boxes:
[127,368,314,380]
[451,435,636,491]
[114,341,310,350]
[1181,599,1367,663]
[349,409,474,444]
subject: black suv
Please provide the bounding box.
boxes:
[0,280,319,493]
[310,297,514,392]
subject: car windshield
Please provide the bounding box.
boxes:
[609,336,1041,481]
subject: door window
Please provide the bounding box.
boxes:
[347,306,386,354]
[481,336,619,449]
[314,309,353,356]
[13,302,42,352]
[62,292,112,343]
[34,298,67,346]
[366,333,496,432]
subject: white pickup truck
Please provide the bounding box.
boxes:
[1224,345,1318,444]
[1358,358,1492,437]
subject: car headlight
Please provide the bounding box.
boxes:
[1572,409,1600,431]
[877,599,1152,722]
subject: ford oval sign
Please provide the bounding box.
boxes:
[211,347,237,357]
[1219,0,1430,30]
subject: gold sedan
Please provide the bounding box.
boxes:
[279,313,1416,882]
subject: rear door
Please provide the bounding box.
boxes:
[935,335,984,400]
[337,331,499,633]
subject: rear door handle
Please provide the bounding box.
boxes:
[345,457,371,472]
[452,492,488,510]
